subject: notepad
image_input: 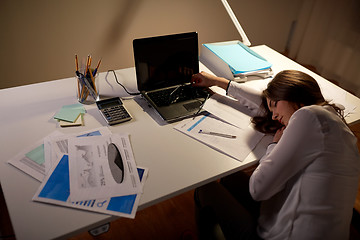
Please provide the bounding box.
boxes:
[54,103,86,123]
[204,42,272,74]
[58,113,84,127]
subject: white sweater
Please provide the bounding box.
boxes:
[227,81,360,240]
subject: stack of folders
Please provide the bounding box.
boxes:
[200,40,273,82]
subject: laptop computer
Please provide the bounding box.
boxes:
[133,32,209,122]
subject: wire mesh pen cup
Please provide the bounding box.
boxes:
[76,69,99,104]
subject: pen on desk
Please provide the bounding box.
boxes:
[198,129,237,139]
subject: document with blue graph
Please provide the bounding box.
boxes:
[33,156,147,218]
[32,128,148,218]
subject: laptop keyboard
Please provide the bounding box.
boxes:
[147,86,207,107]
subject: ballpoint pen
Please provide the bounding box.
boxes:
[198,129,237,139]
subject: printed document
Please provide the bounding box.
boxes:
[68,134,142,201]
[33,157,148,218]
[203,93,255,129]
[8,131,63,182]
[45,127,112,177]
[33,129,147,218]
[175,113,263,161]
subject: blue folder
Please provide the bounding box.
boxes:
[204,42,272,74]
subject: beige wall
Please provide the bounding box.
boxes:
[0,0,301,89]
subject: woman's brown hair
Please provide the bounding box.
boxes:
[252,70,345,133]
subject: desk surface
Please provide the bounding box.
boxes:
[1,45,360,240]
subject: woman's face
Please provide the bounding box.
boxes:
[266,98,299,126]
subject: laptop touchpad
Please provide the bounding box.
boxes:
[183,101,202,111]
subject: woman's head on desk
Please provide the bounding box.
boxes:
[252,70,345,133]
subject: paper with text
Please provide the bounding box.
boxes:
[33,159,148,218]
[45,127,112,175]
[203,93,256,129]
[8,131,63,182]
[68,134,142,201]
[175,113,263,161]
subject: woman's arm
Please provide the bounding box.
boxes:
[192,71,263,110]
[249,108,322,201]
[191,71,230,89]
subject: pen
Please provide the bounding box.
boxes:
[198,129,237,139]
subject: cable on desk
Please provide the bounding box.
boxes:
[108,70,141,96]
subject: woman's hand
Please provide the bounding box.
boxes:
[192,71,230,90]
[273,126,285,143]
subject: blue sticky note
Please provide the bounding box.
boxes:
[62,103,86,112]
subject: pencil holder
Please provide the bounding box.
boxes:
[76,69,99,104]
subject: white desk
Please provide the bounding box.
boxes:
[1,45,359,240]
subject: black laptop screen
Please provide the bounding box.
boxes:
[133,32,199,92]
